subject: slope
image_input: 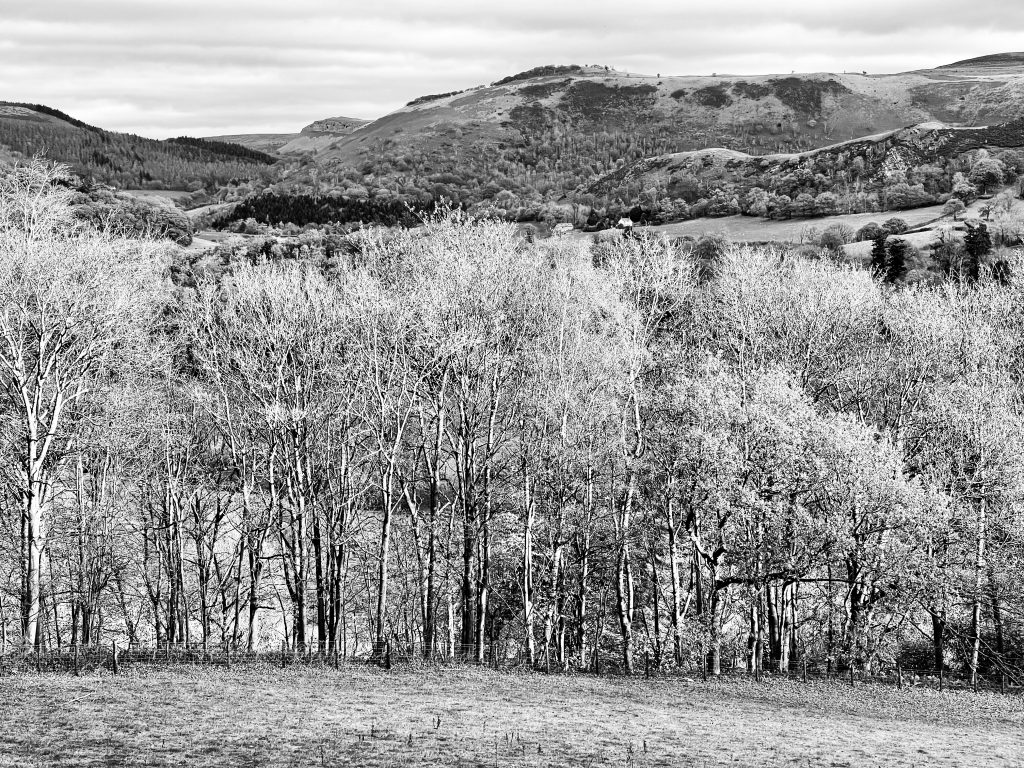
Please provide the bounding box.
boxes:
[281,57,1024,217]
[586,119,1024,222]
[206,116,370,156]
[0,103,278,190]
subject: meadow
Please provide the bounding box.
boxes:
[648,205,950,243]
[1,665,1022,767]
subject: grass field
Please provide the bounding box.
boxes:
[1,666,1021,767]
[647,205,950,243]
[121,189,192,202]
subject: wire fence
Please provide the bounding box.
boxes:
[1,641,1021,697]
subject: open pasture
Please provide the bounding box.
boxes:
[647,205,949,243]
[1,666,1021,767]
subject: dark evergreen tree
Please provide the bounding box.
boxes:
[870,234,888,274]
[963,222,991,283]
[885,238,907,284]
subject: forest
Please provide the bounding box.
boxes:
[0,106,278,191]
[1,160,1023,685]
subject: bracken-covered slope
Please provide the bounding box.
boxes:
[284,57,1024,213]
[0,103,277,189]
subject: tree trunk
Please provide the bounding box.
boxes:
[969,498,986,685]
[666,500,683,666]
[23,493,44,647]
[522,459,536,666]
[615,531,634,675]
[707,584,724,675]
[930,611,945,671]
[376,480,393,652]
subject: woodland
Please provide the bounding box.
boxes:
[1,159,1023,687]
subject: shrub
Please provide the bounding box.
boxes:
[690,233,731,280]
[693,85,732,108]
[882,217,909,235]
[942,198,967,220]
[856,222,884,242]
[819,223,855,249]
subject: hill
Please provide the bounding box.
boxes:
[263,56,1024,219]
[588,120,1024,220]
[0,103,279,190]
[939,52,1024,70]
[206,116,370,155]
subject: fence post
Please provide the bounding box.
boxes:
[897,664,903,690]
[802,658,807,684]
[111,642,119,675]
[1001,673,1006,695]
[826,658,832,681]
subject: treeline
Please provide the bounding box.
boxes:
[2,161,1023,684]
[0,108,279,190]
[212,191,428,229]
[167,137,277,165]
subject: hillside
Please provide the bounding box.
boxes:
[0,103,279,190]
[206,116,370,155]
[267,57,1024,219]
[588,120,1024,219]
[939,52,1024,71]
[199,132,296,154]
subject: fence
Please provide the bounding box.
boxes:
[1,641,1021,697]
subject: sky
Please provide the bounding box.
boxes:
[2,0,1023,139]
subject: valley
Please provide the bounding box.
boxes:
[3,53,1024,250]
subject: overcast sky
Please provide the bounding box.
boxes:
[2,1,1022,138]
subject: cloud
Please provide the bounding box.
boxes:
[1,1,1021,136]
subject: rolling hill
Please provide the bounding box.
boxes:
[254,56,1024,220]
[588,119,1024,220]
[8,52,1024,227]
[0,103,279,190]
[206,116,370,155]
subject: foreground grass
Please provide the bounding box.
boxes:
[1,665,1022,767]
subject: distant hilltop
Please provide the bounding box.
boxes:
[939,52,1024,68]
[300,116,370,134]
